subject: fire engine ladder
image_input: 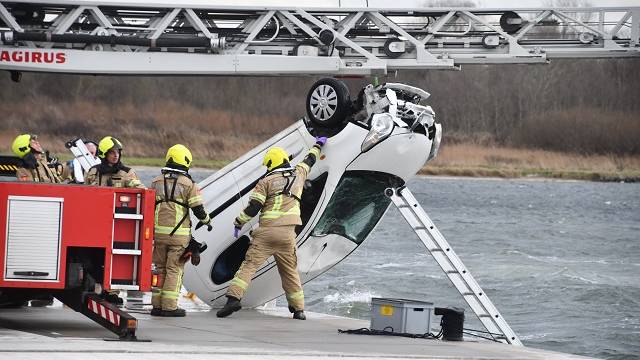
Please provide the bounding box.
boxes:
[385,186,522,346]
[111,192,144,293]
[0,2,638,77]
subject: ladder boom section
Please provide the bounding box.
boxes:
[386,186,522,345]
[0,2,638,75]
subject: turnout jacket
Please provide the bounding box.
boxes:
[235,143,323,228]
[86,162,144,188]
[152,168,211,245]
[16,153,63,183]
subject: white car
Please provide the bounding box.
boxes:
[185,78,442,309]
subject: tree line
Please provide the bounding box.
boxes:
[1,58,638,158]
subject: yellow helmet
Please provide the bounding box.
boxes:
[166,144,192,168]
[97,136,123,159]
[263,147,289,171]
[12,133,34,158]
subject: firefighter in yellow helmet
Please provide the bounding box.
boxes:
[217,136,327,320]
[150,144,213,317]
[12,133,63,183]
[85,136,144,188]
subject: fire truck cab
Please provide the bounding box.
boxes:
[0,180,155,339]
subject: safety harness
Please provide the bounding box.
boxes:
[156,167,193,236]
[270,167,301,202]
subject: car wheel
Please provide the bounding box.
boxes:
[306,78,351,128]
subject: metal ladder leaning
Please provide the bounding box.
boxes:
[385,186,522,346]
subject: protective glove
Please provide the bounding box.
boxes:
[181,237,207,266]
[233,226,241,238]
[315,136,327,147]
[45,150,63,173]
[202,216,213,232]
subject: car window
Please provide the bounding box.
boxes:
[311,171,404,244]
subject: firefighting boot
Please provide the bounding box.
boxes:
[150,308,163,316]
[293,310,306,320]
[161,308,186,317]
[216,296,241,318]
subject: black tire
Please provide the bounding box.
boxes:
[306,78,351,128]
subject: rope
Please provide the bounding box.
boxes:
[338,327,442,340]
[462,327,505,343]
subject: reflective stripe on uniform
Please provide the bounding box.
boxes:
[238,211,252,223]
[250,192,266,203]
[151,288,162,299]
[272,194,283,212]
[286,290,304,300]
[188,195,203,206]
[231,277,248,290]
[174,203,190,231]
[155,224,191,236]
[298,162,310,173]
[309,146,321,158]
[175,204,183,228]
[160,289,180,300]
[260,205,300,220]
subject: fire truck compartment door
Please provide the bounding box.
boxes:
[4,196,63,281]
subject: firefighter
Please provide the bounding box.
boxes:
[151,144,212,317]
[85,136,144,188]
[216,136,327,320]
[12,133,63,183]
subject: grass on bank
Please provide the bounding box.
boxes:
[17,142,640,182]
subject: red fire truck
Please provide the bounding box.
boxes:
[0,180,155,340]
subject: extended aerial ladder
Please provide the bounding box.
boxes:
[1,0,638,346]
[0,1,638,77]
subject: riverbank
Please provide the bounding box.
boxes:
[120,144,640,182]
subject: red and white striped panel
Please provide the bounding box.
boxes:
[87,298,121,326]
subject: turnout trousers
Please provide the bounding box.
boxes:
[152,242,187,311]
[227,225,304,311]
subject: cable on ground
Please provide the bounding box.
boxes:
[338,326,443,340]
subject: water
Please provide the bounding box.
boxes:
[139,169,640,359]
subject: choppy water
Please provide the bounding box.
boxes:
[139,169,640,360]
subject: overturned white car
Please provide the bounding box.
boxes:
[185,78,442,309]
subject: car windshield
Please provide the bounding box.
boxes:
[311,171,404,244]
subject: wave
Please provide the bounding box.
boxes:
[373,263,403,269]
[323,290,380,305]
[507,250,628,266]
